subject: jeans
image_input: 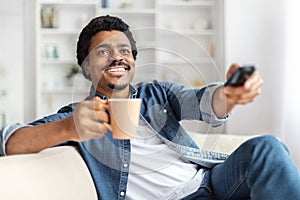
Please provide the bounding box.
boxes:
[183,135,300,200]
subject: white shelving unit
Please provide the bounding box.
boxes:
[155,0,224,87]
[34,0,225,131]
[154,0,225,133]
[35,0,96,117]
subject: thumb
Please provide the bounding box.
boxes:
[93,96,108,110]
[226,63,241,80]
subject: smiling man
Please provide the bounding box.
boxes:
[1,15,300,200]
[84,30,135,97]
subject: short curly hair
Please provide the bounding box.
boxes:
[76,15,138,79]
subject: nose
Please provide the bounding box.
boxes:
[112,49,123,61]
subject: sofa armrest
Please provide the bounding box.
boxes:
[0,146,97,200]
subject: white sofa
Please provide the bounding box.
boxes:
[0,134,255,200]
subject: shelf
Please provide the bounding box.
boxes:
[158,0,214,7]
[41,59,77,65]
[181,29,215,35]
[99,8,156,15]
[40,0,97,6]
[41,88,89,94]
[40,28,80,35]
[157,57,216,65]
[159,29,215,36]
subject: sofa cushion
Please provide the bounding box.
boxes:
[0,134,256,200]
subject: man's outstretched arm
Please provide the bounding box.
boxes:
[212,64,263,118]
[4,97,111,155]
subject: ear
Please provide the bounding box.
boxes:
[82,60,90,77]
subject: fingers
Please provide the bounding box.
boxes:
[83,96,109,123]
[224,70,263,105]
[75,98,109,122]
[81,118,111,134]
[244,71,263,90]
[93,96,109,111]
[225,86,261,105]
[72,97,112,141]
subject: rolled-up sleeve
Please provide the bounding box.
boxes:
[0,123,31,156]
[200,83,230,127]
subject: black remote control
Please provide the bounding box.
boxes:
[224,65,256,87]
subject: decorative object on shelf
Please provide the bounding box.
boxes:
[120,0,134,9]
[193,78,204,88]
[41,7,50,28]
[41,6,58,28]
[49,7,58,28]
[45,43,58,59]
[101,0,108,8]
[101,0,121,8]
[66,65,82,79]
[191,17,210,31]
[66,65,82,86]
[165,20,180,30]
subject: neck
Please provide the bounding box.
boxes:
[96,85,130,99]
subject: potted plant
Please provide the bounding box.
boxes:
[66,65,82,86]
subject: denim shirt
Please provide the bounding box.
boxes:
[1,81,229,200]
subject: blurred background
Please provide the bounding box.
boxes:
[0,0,299,167]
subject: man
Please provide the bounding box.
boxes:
[1,15,300,199]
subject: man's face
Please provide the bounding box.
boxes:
[84,30,135,97]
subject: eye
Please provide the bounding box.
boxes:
[96,49,110,56]
[120,48,131,55]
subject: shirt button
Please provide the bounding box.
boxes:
[123,163,128,168]
[120,191,125,196]
[163,109,167,113]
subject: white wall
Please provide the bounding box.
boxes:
[224,0,300,167]
[224,0,285,135]
[0,0,24,125]
[278,0,300,169]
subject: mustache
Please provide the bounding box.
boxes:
[102,60,131,71]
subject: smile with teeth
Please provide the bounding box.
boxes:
[105,66,129,73]
[107,67,126,72]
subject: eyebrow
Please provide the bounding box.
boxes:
[94,43,131,50]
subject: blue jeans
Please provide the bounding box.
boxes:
[183,135,300,200]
